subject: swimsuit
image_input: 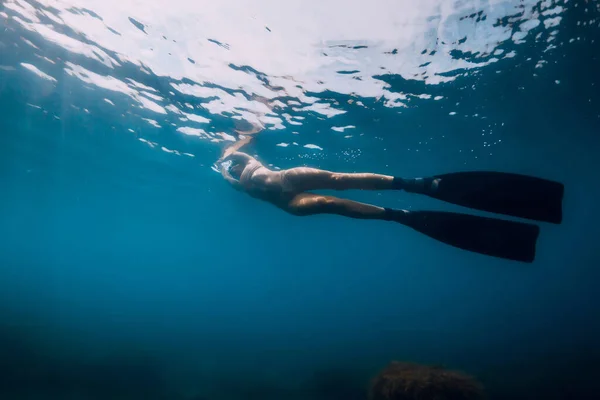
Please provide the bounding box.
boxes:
[239,162,296,194]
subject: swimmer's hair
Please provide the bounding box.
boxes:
[369,361,486,400]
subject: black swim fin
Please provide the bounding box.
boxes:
[391,209,540,263]
[398,171,564,224]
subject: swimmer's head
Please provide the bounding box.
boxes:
[229,161,245,180]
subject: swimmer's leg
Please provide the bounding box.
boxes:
[283,193,540,263]
[284,193,390,219]
[281,167,436,192]
[282,167,396,191]
[284,169,564,225]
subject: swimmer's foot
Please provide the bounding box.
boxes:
[392,171,563,224]
[384,208,539,263]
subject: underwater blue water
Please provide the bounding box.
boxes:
[1,0,600,399]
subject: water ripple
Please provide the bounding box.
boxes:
[1,0,575,162]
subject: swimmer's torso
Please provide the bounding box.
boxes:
[239,160,286,195]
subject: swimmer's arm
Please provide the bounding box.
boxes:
[218,137,253,162]
[218,121,263,162]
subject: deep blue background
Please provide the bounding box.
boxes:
[1,1,599,399]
